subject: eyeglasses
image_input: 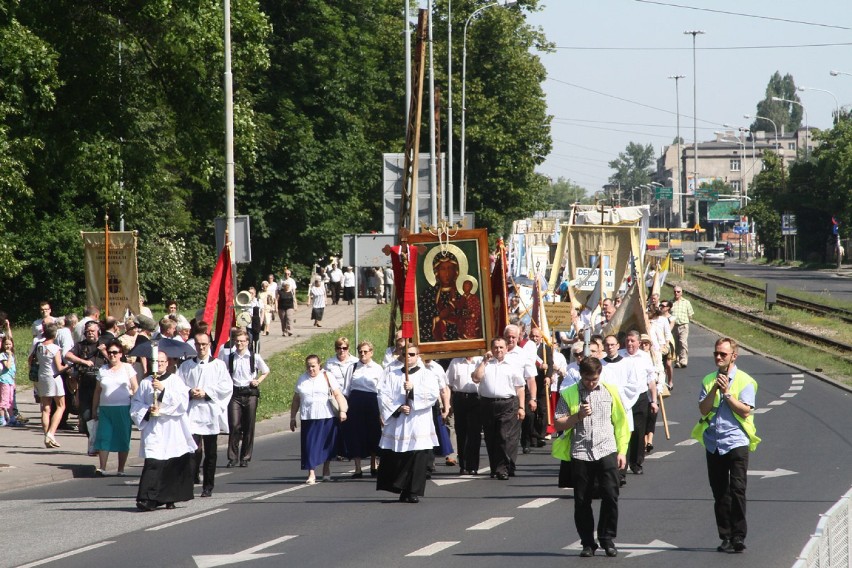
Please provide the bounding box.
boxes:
[358,349,372,354]
[674,290,682,294]
[107,351,122,355]
[336,346,349,351]
[406,352,418,357]
[713,351,733,358]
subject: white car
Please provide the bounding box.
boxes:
[694,246,708,261]
[703,248,726,267]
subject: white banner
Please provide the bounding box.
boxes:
[81,231,141,318]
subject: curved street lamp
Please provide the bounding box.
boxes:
[460,0,517,220]
[772,96,809,159]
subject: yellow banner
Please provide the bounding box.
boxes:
[81,231,141,317]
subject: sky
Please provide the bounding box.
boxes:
[522,0,852,195]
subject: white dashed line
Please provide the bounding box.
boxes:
[467,517,513,530]
[676,439,699,446]
[768,400,787,406]
[254,484,311,500]
[780,393,797,398]
[792,379,804,384]
[145,508,228,531]
[406,541,460,557]
[17,541,115,568]
[518,497,559,509]
[789,386,802,391]
[644,451,674,459]
[752,408,771,414]
[792,374,804,378]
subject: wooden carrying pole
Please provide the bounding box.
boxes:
[104,214,110,318]
[659,388,671,439]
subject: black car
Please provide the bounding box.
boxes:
[715,242,734,257]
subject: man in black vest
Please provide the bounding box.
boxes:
[65,321,106,445]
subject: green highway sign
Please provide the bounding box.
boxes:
[655,187,673,199]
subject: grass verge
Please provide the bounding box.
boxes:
[256,304,392,420]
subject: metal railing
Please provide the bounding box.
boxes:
[794,486,852,567]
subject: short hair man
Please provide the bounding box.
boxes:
[695,337,760,554]
[32,301,52,338]
[219,329,269,467]
[178,330,233,497]
[671,286,694,368]
[472,337,526,480]
[554,357,630,558]
[619,330,658,476]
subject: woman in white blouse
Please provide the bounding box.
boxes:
[290,355,348,484]
[341,341,384,477]
[92,339,138,476]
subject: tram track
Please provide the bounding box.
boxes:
[686,268,852,325]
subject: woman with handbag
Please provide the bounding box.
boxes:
[340,340,383,477]
[289,354,348,484]
[92,339,138,476]
[31,323,68,448]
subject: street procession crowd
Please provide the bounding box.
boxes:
[0,271,759,558]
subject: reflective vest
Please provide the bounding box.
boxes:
[551,382,630,461]
[691,368,761,452]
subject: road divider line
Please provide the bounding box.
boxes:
[675,439,699,446]
[518,497,559,509]
[145,508,227,531]
[752,408,771,414]
[467,517,513,530]
[792,374,804,378]
[792,379,804,384]
[789,386,802,391]
[406,541,460,557]
[254,485,310,500]
[768,400,787,406]
[780,393,797,398]
[644,451,674,459]
[17,541,115,568]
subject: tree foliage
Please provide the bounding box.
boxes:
[0,0,553,322]
[607,141,654,203]
[749,72,802,136]
[541,176,588,209]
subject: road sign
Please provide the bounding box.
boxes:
[782,213,797,235]
[655,187,673,199]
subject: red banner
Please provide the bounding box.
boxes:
[490,239,509,338]
[390,244,419,339]
[203,245,234,358]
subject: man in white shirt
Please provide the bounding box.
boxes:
[328,264,343,305]
[74,305,100,343]
[179,331,233,497]
[281,268,297,294]
[447,355,482,474]
[502,324,536,468]
[472,337,526,480]
[32,301,52,338]
[600,334,641,486]
[618,330,658,476]
[219,329,269,467]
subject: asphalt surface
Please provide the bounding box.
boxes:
[5,325,852,568]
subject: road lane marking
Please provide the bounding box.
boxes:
[675,439,699,446]
[792,374,804,378]
[789,386,802,391]
[780,393,797,398]
[467,517,513,530]
[752,408,771,414]
[768,400,787,406]
[17,541,115,568]
[792,379,804,384]
[193,535,297,568]
[518,498,559,509]
[644,451,674,459]
[406,541,460,557]
[253,484,311,500]
[565,539,676,558]
[146,508,228,531]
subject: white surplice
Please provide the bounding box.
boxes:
[378,366,439,452]
[130,373,197,460]
[178,357,233,435]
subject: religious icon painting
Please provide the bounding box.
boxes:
[408,229,493,358]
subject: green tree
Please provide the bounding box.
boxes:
[608,141,654,204]
[541,176,587,209]
[749,72,802,135]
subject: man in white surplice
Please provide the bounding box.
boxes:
[376,344,439,503]
[131,353,197,511]
[178,331,233,498]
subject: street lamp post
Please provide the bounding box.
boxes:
[684,30,704,228]
[460,0,516,220]
[744,113,779,154]
[772,96,809,159]
[668,74,685,227]
[447,0,453,224]
[797,85,839,120]
[830,69,852,78]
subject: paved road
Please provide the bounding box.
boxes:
[7,326,851,568]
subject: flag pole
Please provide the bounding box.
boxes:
[104,214,110,318]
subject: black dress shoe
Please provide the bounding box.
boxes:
[522,446,531,454]
[496,472,509,480]
[731,537,746,552]
[536,440,547,448]
[579,545,595,557]
[404,494,420,503]
[136,500,156,512]
[165,503,176,510]
[370,467,378,477]
[226,460,237,468]
[645,443,654,453]
[630,465,644,475]
[239,460,248,467]
[603,545,618,557]
[351,471,364,479]
[201,488,213,498]
[717,539,734,553]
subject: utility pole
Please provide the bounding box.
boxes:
[684,30,704,229]
[669,74,684,227]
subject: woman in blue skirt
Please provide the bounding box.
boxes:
[341,341,383,477]
[290,355,348,484]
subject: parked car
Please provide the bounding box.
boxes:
[703,248,726,267]
[715,241,734,257]
[669,247,684,262]
[694,246,709,261]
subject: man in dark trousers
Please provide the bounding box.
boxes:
[521,326,553,452]
[554,357,629,558]
[694,337,760,554]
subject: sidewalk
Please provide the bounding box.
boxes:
[0,298,382,494]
